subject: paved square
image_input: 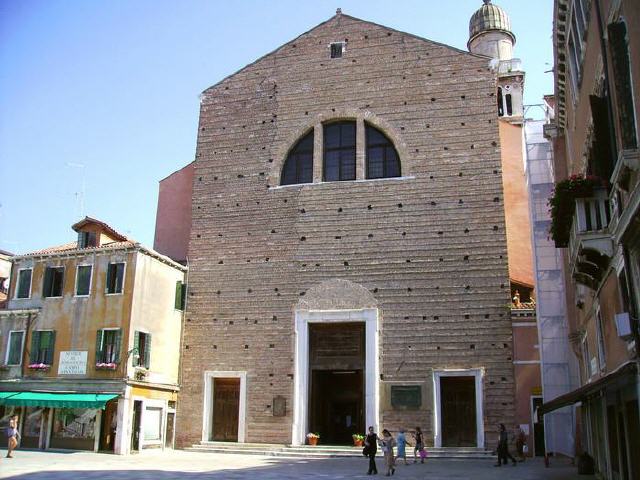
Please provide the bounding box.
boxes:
[0,450,594,479]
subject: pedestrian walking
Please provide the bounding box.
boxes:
[515,425,527,462]
[495,423,517,467]
[364,426,379,475]
[413,426,425,463]
[6,414,20,458]
[395,428,410,465]
[379,429,396,476]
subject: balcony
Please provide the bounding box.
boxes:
[569,188,614,289]
[496,58,523,75]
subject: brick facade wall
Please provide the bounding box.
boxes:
[177,13,515,447]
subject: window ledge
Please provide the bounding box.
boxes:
[105,292,124,296]
[270,175,416,190]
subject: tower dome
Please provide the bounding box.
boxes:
[468,0,515,44]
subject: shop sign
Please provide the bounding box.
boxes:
[58,351,88,375]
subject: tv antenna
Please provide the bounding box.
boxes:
[66,162,86,218]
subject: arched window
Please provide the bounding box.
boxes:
[324,121,356,181]
[365,124,400,179]
[281,130,314,185]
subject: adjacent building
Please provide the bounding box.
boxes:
[0,217,186,454]
[540,0,640,478]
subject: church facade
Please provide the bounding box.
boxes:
[166,6,526,448]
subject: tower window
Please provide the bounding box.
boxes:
[505,94,513,116]
[497,87,504,116]
[330,42,344,58]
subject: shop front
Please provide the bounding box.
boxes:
[0,392,118,452]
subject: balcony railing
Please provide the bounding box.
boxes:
[497,58,523,74]
[569,188,614,288]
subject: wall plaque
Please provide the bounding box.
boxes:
[58,351,88,375]
[273,395,286,417]
[390,385,421,410]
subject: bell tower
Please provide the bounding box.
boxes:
[468,0,524,120]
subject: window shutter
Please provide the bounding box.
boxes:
[29,331,40,364]
[133,331,140,367]
[608,21,637,149]
[114,329,122,363]
[589,95,615,180]
[144,333,151,369]
[106,263,114,293]
[116,263,124,293]
[95,329,104,363]
[45,331,56,365]
[43,268,53,297]
[175,281,183,310]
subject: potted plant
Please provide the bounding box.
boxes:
[306,432,320,446]
[28,363,51,372]
[548,174,607,247]
[352,433,365,447]
[95,362,118,371]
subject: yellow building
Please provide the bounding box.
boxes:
[0,217,186,454]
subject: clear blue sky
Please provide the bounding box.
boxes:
[0,0,553,255]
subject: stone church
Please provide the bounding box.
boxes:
[155,1,537,449]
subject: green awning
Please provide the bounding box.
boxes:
[0,392,118,409]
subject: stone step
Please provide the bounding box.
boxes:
[186,442,496,459]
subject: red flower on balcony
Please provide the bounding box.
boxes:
[548,175,607,247]
[95,362,118,370]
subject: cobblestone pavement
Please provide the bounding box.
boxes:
[0,449,594,479]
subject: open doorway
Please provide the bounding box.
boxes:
[308,323,365,445]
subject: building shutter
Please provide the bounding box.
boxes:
[144,333,151,369]
[29,331,40,364]
[43,268,53,297]
[95,329,104,363]
[608,20,637,149]
[115,263,124,293]
[175,281,183,310]
[45,331,56,365]
[113,329,122,363]
[133,331,140,367]
[589,95,615,180]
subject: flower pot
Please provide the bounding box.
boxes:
[354,439,364,447]
[308,437,318,446]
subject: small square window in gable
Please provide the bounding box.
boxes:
[330,42,345,59]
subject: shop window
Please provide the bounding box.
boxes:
[144,407,163,441]
[29,330,55,366]
[133,331,151,369]
[43,267,64,298]
[6,331,24,365]
[323,121,356,181]
[50,408,97,450]
[106,262,125,294]
[75,265,92,296]
[95,329,121,365]
[366,124,401,179]
[16,269,32,299]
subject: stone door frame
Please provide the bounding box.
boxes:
[202,370,247,443]
[433,368,485,448]
[292,308,379,445]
